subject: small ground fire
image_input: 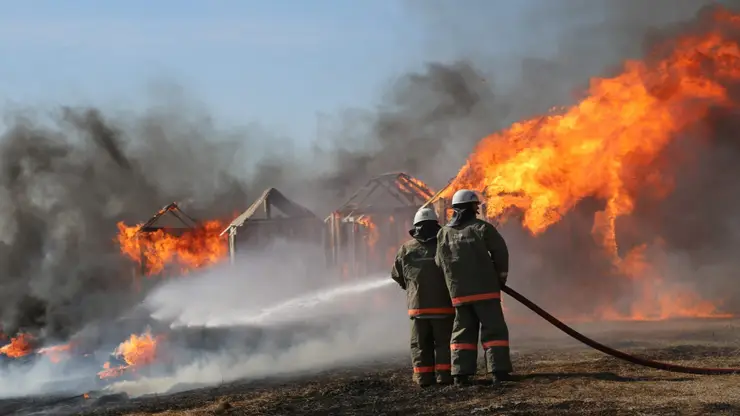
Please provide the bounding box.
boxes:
[0,333,33,359]
[98,330,161,380]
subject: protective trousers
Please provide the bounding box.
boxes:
[450,299,512,376]
[410,317,454,384]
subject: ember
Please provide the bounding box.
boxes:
[442,8,740,321]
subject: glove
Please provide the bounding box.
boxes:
[498,271,508,286]
[392,277,406,290]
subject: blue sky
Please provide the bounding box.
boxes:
[0,0,537,143]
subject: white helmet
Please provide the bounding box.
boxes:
[413,207,438,225]
[451,189,480,206]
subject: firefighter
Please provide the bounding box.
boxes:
[435,189,515,386]
[391,207,455,387]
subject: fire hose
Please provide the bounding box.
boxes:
[502,285,740,375]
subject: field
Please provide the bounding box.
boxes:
[5,317,740,416]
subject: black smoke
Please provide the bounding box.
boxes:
[0,106,260,340]
[4,0,740,341]
[316,0,739,204]
[368,0,740,318]
[489,2,740,318]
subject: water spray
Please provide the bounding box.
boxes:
[166,276,396,329]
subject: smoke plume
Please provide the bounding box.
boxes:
[292,0,740,321]
[0,104,266,339]
[416,1,740,319]
[107,242,408,398]
[313,0,739,203]
[3,0,740,390]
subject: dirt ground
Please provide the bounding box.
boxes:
[6,318,740,416]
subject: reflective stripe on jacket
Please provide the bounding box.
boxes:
[435,218,509,305]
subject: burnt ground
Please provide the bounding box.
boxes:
[5,318,740,415]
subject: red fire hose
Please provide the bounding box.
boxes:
[502,286,740,375]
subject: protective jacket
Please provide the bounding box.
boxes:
[391,224,454,317]
[435,217,509,306]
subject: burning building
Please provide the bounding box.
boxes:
[116,203,228,290]
[219,187,324,264]
[325,172,436,279]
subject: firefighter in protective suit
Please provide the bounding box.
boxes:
[435,189,515,386]
[391,207,455,387]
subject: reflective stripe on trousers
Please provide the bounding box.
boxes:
[408,307,455,317]
[413,364,452,373]
[451,292,500,306]
[410,317,454,382]
[450,299,512,375]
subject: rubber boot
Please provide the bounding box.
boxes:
[416,376,436,388]
[437,376,453,386]
[454,375,472,386]
[493,371,519,384]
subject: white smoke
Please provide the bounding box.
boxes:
[107,312,405,397]
[0,350,102,399]
[108,240,409,397]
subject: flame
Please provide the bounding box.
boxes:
[98,361,128,379]
[98,330,160,379]
[600,241,733,321]
[408,176,430,191]
[116,331,158,366]
[356,216,379,250]
[117,220,227,276]
[37,343,72,363]
[0,333,34,358]
[398,176,431,194]
[443,7,740,321]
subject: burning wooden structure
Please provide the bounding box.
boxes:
[220,188,323,264]
[121,202,228,292]
[325,172,435,279]
[131,202,199,278]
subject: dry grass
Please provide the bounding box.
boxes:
[7,318,740,415]
[107,349,740,416]
[87,318,740,416]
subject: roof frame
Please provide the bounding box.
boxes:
[138,202,198,234]
[329,172,435,220]
[220,188,318,236]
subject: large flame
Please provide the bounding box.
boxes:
[98,330,160,379]
[117,220,228,276]
[442,8,740,320]
[0,333,34,358]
